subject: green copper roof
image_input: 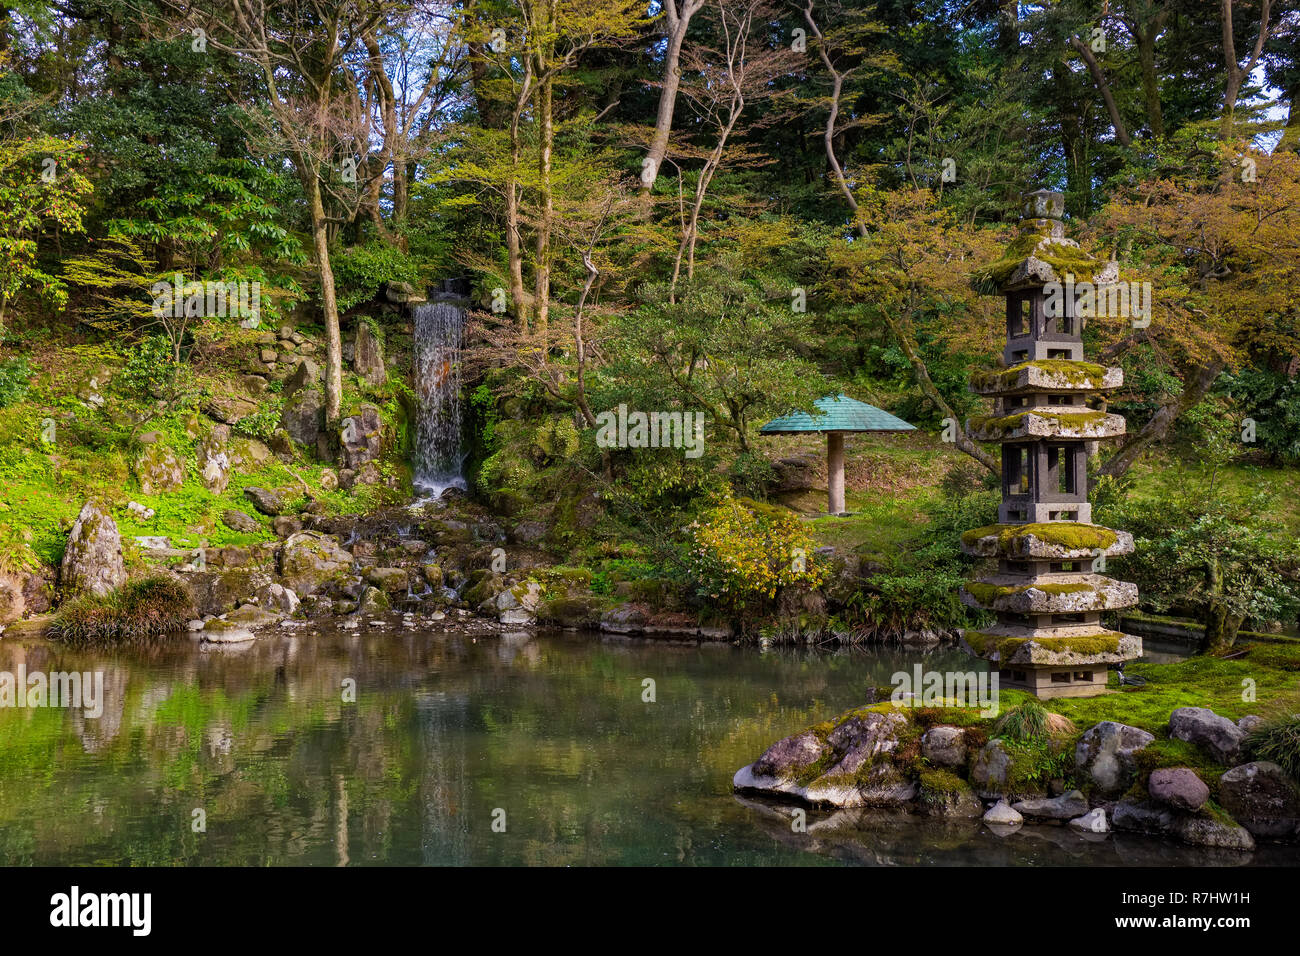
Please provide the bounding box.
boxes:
[760,394,916,435]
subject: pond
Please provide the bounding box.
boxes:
[0,626,1290,866]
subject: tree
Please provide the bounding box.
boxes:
[180,0,398,431]
[639,0,704,195]
[823,186,1003,473]
[0,132,91,335]
[1094,139,1300,478]
[605,251,826,452]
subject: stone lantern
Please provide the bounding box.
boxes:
[958,189,1142,699]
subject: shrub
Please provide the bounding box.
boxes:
[48,577,194,646]
[0,355,30,408]
[1246,713,1300,783]
[686,495,828,617]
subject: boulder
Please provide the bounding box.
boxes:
[221,510,260,534]
[969,739,1024,798]
[1218,761,1300,839]
[279,531,353,597]
[1148,767,1210,812]
[510,520,548,545]
[197,425,232,494]
[272,516,303,538]
[319,468,339,491]
[340,404,383,470]
[983,799,1023,826]
[769,455,821,493]
[60,501,127,597]
[133,443,184,495]
[204,395,259,424]
[1172,815,1255,851]
[823,711,907,775]
[1069,807,1110,833]
[1237,715,1264,734]
[353,321,387,387]
[230,437,272,471]
[495,579,542,626]
[921,725,968,768]
[255,582,300,617]
[1074,721,1155,795]
[226,603,283,627]
[366,567,410,593]
[0,568,27,623]
[359,585,390,614]
[918,771,983,818]
[752,730,828,779]
[200,620,256,644]
[283,357,321,398]
[279,387,326,452]
[1169,707,1247,764]
[243,486,285,517]
[1111,799,1177,834]
[600,603,649,634]
[1013,789,1089,821]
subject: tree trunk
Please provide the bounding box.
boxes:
[308,174,343,431]
[1070,35,1132,147]
[1136,21,1165,138]
[533,69,554,335]
[1219,0,1272,139]
[1203,556,1244,652]
[1099,358,1225,480]
[641,0,699,194]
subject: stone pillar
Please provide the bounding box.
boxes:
[827,432,845,515]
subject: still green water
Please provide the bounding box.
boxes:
[0,627,1287,866]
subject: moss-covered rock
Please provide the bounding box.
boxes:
[960,522,1130,559]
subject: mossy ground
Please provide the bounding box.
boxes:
[963,631,1122,659]
[0,331,408,574]
[970,359,1112,392]
[961,522,1118,552]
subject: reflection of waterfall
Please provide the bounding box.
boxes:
[413,300,467,497]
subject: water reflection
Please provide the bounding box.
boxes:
[0,629,1287,866]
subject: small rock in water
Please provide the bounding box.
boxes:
[1013,790,1089,821]
[1069,808,1109,833]
[187,619,205,632]
[983,800,1023,826]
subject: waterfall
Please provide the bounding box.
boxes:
[412,300,467,498]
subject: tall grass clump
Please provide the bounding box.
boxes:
[47,577,194,646]
[1246,712,1300,783]
[993,698,1076,741]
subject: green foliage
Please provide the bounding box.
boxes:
[0,355,30,408]
[232,399,284,440]
[331,242,424,311]
[47,577,194,646]
[1224,368,1300,465]
[58,236,157,333]
[686,495,828,617]
[602,256,826,449]
[119,334,190,401]
[839,485,996,634]
[1103,490,1300,631]
[0,132,93,325]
